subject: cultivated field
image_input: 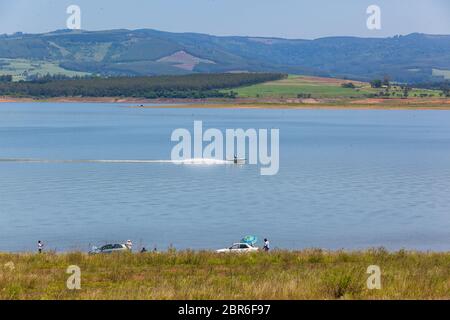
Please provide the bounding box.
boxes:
[0,58,89,81]
[227,75,442,99]
[0,250,449,300]
[433,68,450,80]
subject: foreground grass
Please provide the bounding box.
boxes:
[0,249,449,300]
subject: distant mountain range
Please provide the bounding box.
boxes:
[1,29,450,83]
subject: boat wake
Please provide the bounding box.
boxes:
[0,158,237,165]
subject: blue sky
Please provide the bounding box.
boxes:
[0,0,449,38]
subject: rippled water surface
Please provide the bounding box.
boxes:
[0,103,449,251]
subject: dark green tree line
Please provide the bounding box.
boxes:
[0,73,287,98]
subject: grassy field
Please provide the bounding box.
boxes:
[226,75,442,99]
[0,58,90,81]
[433,68,450,80]
[0,249,449,300]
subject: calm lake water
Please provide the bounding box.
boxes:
[0,103,449,252]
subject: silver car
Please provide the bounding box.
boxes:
[89,243,129,255]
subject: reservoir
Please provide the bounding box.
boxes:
[0,103,449,252]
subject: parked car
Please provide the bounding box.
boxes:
[89,243,129,255]
[216,243,259,253]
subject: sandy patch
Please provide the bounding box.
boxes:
[157,51,215,71]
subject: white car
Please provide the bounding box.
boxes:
[216,243,259,253]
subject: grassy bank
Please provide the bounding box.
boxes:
[1,249,449,300]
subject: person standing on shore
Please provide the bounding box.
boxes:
[37,240,43,254]
[263,238,270,252]
[126,240,133,252]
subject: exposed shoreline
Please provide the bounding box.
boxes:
[0,96,201,104]
[1,248,449,254]
[132,103,450,111]
[2,96,450,110]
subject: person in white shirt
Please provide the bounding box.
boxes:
[37,240,43,254]
[263,238,270,252]
[126,240,133,251]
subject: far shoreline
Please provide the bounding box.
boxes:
[1,96,450,110]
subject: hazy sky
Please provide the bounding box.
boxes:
[0,0,449,39]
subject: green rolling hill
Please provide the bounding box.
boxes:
[1,29,450,83]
